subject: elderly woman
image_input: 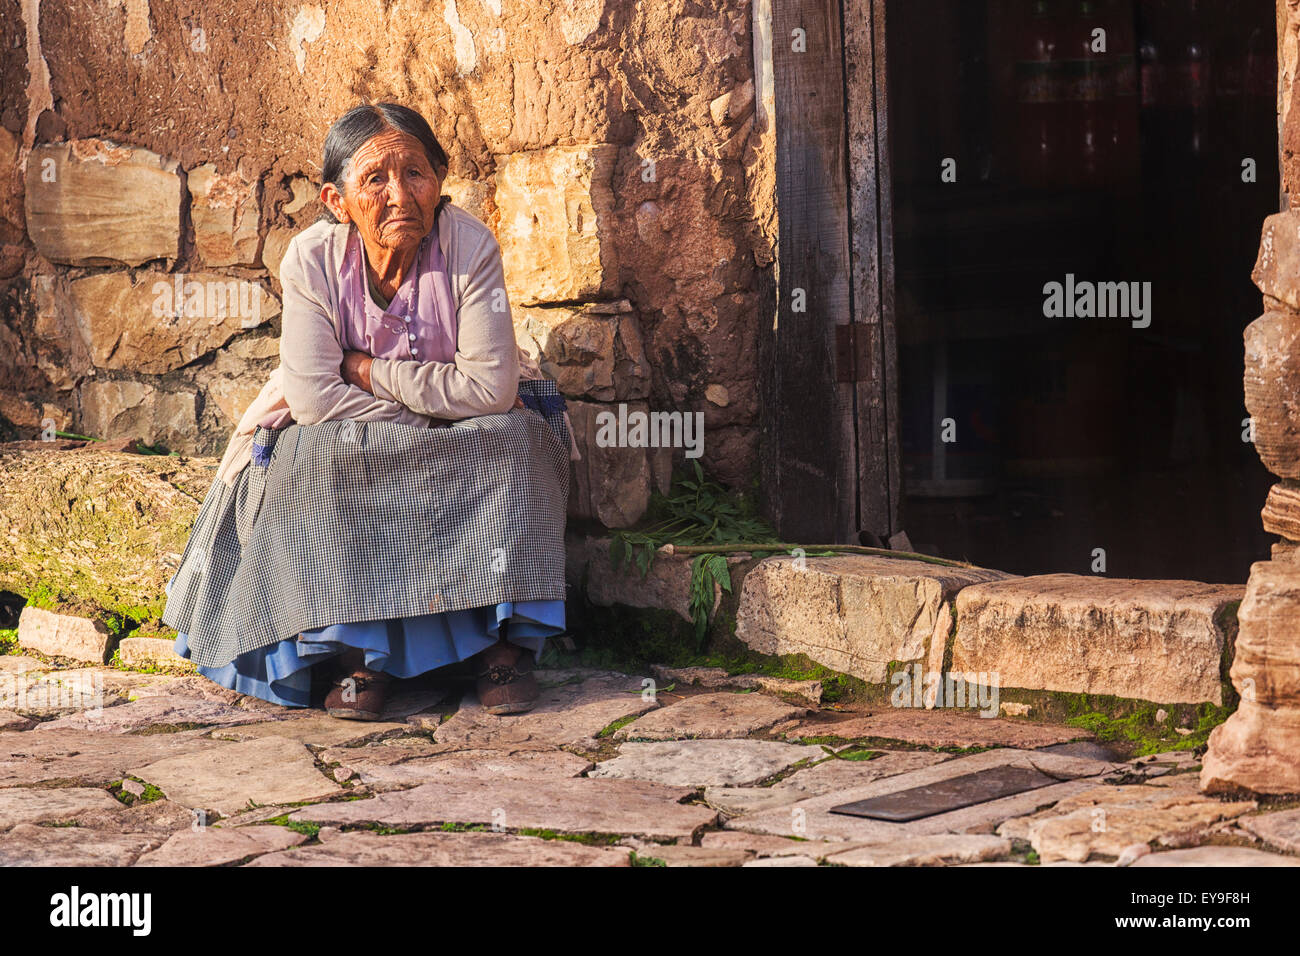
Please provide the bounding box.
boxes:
[162,103,573,720]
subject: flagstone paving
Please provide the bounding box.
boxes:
[244,830,632,866]
[289,775,719,841]
[781,709,1089,749]
[427,671,658,749]
[136,825,307,866]
[613,691,808,740]
[590,739,825,787]
[34,695,262,733]
[128,735,344,815]
[0,659,1295,866]
[0,786,123,828]
[1239,807,1300,852]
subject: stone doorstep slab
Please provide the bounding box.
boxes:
[290,775,718,842]
[734,555,1015,685]
[723,748,1119,843]
[245,830,631,867]
[953,574,1242,706]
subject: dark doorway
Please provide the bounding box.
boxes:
[886,0,1278,582]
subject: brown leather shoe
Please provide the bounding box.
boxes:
[325,667,393,721]
[475,640,539,715]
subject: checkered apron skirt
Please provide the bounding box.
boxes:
[162,382,571,669]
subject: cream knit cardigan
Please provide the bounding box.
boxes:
[215,202,576,486]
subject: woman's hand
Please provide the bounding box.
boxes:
[341,351,374,394]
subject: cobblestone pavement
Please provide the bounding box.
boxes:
[1,654,1296,867]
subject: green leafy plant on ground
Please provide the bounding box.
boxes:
[610,461,777,647]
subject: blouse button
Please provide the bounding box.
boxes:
[408,332,416,342]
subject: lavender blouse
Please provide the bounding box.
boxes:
[337,208,459,367]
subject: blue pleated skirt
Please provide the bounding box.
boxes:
[172,600,565,708]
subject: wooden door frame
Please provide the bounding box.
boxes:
[760,0,901,544]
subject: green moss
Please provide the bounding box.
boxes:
[595,714,641,739]
[629,850,667,867]
[110,778,164,806]
[829,748,882,762]
[439,822,490,833]
[0,628,16,654]
[1065,699,1233,757]
[264,814,322,837]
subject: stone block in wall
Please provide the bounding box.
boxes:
[952,575,1243,705]
[566,399,671,529]
[1222,561,1300,706]
[188,163,261,267]
[0,390,70,434]
[495,145,619,305]
[192,333,280,426]
[1253,210,1300,312]
[1263,481,1300,539]
[17,606,116,664]
[1272,538,1300,563]
[514,301,649,401]
[734,555,1013,684]
[24,139,182,267]
[566,535,696,623]
[79,379,200,450]
[0,126,23,240]
[68,271,278,374]
[1202,698,1300,795]
[31,273,94,390]
[441,174,497,231]
[262,226,296,283]
[1244,311,1300,477]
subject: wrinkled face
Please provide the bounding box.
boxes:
[322,128,445,253]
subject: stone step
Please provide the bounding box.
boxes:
[734,554,1014,684]
[952,574,1242,705]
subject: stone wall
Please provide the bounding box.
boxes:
[1201,0,1300,794]
[0,0,776,527]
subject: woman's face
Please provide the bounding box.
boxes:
[322,128,445,254]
